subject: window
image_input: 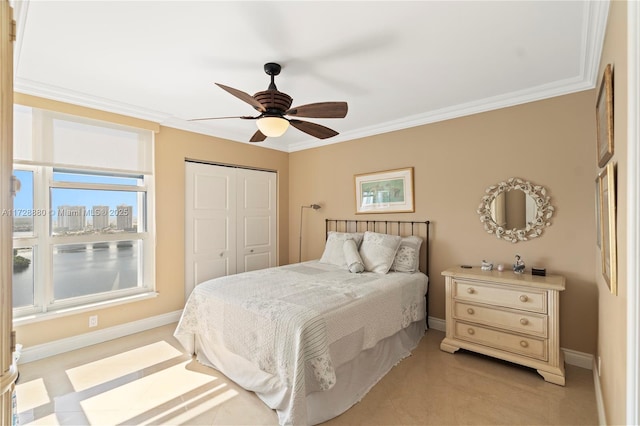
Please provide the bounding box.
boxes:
[12,168,36,309]
[12,106,155,318]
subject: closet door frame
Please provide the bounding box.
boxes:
[184,161,277,300]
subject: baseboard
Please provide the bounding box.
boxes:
[427,316,445,332]
[18,310,183,364]
[562,347,594,370]
[593,358,607,425]
[427,316,594,370]
[19,312,597,373]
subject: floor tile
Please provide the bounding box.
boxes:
[16,324,598,425]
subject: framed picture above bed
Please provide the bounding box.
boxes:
[355,167,415,214]
[596,63,614,168]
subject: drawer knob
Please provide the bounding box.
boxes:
[519,295,529,302]
[467,308,475,315]
[467,288,475,294]
[520,340,529,348]
[467,328,475,335]
[520,318,529,325]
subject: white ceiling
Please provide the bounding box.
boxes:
[13,1,609,152]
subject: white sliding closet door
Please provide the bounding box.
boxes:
[236,168,276,273]
[185,162,237,299]
[185,162,276,300]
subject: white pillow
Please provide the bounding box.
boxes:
[343,239,365,273]
[391,236,423,273]
[359,231,402,274]
[319,231,364,267]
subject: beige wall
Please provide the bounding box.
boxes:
[596,1,628,424]
[12,95,289,347]
[290,90,598,355]
[13,77,604,361]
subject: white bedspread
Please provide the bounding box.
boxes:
[174,261,428,425]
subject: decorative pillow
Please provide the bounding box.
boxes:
[391,236,423,273]
[343,239,365,273]
[358,231,402,274]
[319,232,365,267]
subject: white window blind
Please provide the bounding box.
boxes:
[14,105,153,175]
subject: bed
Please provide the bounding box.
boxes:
[174,219,430,425]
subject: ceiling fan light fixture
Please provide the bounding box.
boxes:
[256,116,289,137]
[198,63,347,142]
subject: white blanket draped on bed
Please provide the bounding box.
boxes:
[174,261,428,425]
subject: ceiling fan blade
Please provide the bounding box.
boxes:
[188,115,256,122]
[215,83,266,112]
[289,119,339,139]
[285,102,348,118]
[249,130,267,143]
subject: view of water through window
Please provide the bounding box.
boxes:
[13,241,140,307]
[52,241,140,300]
[12,247,33,308]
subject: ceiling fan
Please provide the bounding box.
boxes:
[190,62,348,142]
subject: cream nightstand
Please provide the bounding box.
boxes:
[440,266,566,385]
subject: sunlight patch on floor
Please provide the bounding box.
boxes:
[15,378,50,412]
[66,341,183,391]
[21,413,60,425]
[79,360,229,425]
[136,383,239,425]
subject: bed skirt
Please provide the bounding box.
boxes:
[193,320,425,425]
[305,320,424,424]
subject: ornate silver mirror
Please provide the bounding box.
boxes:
[477,177,554,243]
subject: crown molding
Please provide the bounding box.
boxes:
[288,75,593,152]
[581,0,610,87]
[14,78,171,123]
[16,73,596,155]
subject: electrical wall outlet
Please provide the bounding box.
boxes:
[89,315,98,328]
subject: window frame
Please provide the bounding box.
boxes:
[12,107,156,321]
[12,164,44,317]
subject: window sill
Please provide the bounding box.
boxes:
[12,291,159,326]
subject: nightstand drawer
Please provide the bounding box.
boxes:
[453,301,548,337]
[453,320,548,361]
[453,279,547,313]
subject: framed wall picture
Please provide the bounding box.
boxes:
[354,167,414,214]
[596,64,614,168]
[598,162,617,295]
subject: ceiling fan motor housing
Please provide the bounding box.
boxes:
[253,90,293,115]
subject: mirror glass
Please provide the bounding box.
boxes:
[477,178,554,243]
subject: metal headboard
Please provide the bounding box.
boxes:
[325,219,431,327]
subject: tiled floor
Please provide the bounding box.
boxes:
[15,324,598,425]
